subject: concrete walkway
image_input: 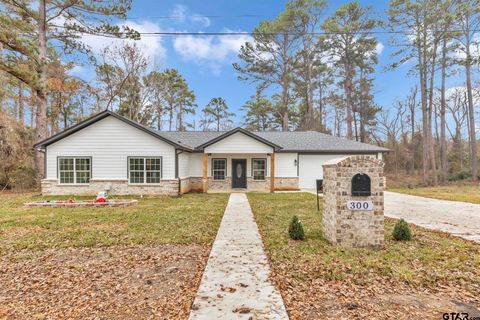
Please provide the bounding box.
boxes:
[385,191,480,243]
[189,193,288,320]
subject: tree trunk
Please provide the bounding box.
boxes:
[440,39,448,181]
[281,75,289,132]
[177,108,183,131]
[18,83,24,126]
[34,0,48,178]
[427,45,438,185]
[418,37,429,185]
[465,26,478,180]
[318,81,324,131]
[344,63,353,139]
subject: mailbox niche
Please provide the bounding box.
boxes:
[351,173,371,197]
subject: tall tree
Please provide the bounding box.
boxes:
[234,2,302,131]
[201,97,235,132]
[0,0,137,177]
[322,2,381,139]
[389,0,445,184]
[290,0,327,130]
[155,69,196,131]
[456,0,479,180]
[241,93,277,131]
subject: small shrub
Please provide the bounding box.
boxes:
[393,219,412,241]
[448,170,471,181]
[288,215,305,240]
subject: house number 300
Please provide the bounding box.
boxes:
[347,200,373,211]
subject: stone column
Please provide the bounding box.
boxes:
[270,153,275,192]
[322,155,385,248]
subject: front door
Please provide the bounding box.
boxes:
[232,159,247,188]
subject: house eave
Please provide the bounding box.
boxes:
[33,110,192,151]
[195,127,282,152]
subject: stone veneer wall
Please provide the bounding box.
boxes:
[180,177,203,194]
[274,177,299,191]
[322,155,385,248]
[42,175,299,195]
[41,179,179,196]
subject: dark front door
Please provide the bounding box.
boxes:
[232,159,247,188]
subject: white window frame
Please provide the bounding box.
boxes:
[57,157,91,184]
[212,158,227,181]
[128,157,162,184]
[252,158,267,181]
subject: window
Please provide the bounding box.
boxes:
[58,157,91,184]
[252,158,266,180]
[128,157,161,184]
[212,158,226,180]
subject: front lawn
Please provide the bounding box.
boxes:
[389,185,480,204]
[248,193,480,319]
[0,192,229,319]
[0,193,229,252]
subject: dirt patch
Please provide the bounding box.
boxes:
[273,273,480,319]
[0,244,210,319]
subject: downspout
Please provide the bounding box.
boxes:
[175,149,183,195]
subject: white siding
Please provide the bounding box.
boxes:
[206,154,270,178]
[178,152,190,179]
[274,153,297,177]
[204,132,273,154]
[298,154,361,189]
[46,116,176,180]
[189,153,203,177]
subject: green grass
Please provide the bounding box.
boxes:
[0,193,229,253]
[389,185,480,204]
[248,192,480,288]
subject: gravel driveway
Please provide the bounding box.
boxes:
[385,191,480,243]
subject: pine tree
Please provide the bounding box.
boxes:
[0,0,138,177]
[201,98,235,131]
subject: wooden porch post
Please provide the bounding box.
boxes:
[202,153,208,193]
[270,152,275,192]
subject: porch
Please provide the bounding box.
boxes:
[201,153,275,193]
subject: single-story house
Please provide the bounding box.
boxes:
[34,110,388,195]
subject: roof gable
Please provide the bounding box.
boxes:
[34,110,190,150]
[195,127,282,151]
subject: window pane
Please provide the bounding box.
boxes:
[146,158,161,171]
[76,171,90,184]
[253,159,266,180]
[60,171,74,184]
[130,158,144,171]
[130,171,144,183]
[253,170,265,180]
[253,159,265,170]
[59,158,74,171]
[76,158,90,171]
[213,170,225,180]
[146,171,161,183]
[213,159,225,170]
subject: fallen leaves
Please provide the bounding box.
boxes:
[0,244,210,319]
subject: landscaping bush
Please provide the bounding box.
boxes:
[288,215,305,240]
[448,170,472,181]
[393,219,412,241]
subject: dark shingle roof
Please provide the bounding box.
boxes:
[34,110,388,153]
[157,130,388,153]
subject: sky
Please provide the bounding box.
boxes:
[69,0,475,130]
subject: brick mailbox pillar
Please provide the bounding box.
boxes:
[322,155,385,248]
